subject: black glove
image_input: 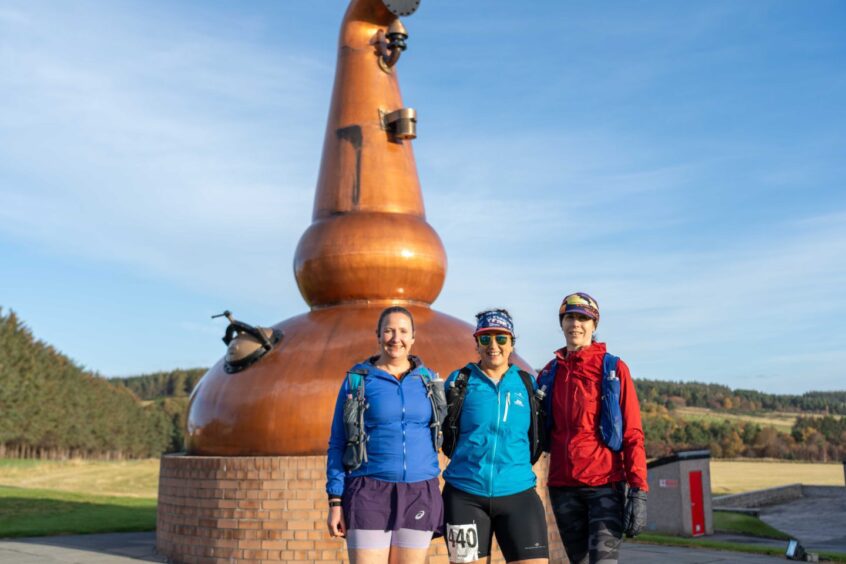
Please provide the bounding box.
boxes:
[623,487,647,538]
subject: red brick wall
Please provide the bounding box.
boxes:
[157,454,565,563]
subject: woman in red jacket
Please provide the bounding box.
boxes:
[537,293,648,564]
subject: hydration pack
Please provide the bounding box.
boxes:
[342,364,447,471]
[599,353,623,452]
[342,368,369,471]
[442,367,547,464]
[540,353,623,452]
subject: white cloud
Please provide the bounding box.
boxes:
[0,2,329,306]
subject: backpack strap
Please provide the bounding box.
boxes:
[538,360,557,450]
[417,368,447,452]
[342,367,370,470]
[442,367,471,458]
[516,369,543,464]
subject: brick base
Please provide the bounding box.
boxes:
[157,454,565,563]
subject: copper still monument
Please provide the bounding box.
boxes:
[184,0,529,457]
[157,1,553,561]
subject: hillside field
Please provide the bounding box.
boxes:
[0,458,159,498]
[710,459,844,495]
[2,457,843,499]
[674,406,801,434]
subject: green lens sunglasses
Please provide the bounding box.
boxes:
[476,334,510,346]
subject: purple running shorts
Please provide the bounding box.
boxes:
[342,475,444,537]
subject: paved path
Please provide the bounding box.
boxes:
[759,486,846,554]
[0,533,165,563]
[0,532,792,563]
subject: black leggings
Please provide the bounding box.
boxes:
[443,483,549,563]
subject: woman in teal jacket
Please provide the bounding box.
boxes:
[442,309,548,564]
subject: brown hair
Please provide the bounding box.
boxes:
[376,306,415,336]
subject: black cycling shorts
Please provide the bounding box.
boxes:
[442,483,549,563]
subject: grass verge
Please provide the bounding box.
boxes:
[0,485,156,538]
[713,510,790,539]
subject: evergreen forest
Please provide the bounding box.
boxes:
[0,308,194,459]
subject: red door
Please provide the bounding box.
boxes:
[689,470,705,536]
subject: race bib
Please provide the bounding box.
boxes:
[445,523,479,563]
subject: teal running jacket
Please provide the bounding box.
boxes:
[443,363,537,497]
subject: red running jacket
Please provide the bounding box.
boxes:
[540,342,648,491]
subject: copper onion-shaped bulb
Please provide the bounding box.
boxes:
[293,0,446,308]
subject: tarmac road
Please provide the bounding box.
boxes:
[758,486,846,555]
[0,532,793,563]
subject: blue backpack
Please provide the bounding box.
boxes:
[542,353,623,452]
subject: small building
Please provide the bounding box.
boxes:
[646,448,713,537]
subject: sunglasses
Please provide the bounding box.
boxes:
[476,334,511,346]
[565,295,595,307]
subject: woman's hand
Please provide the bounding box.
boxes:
[327,505,346,538]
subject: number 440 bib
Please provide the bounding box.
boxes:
[446,523,479,563]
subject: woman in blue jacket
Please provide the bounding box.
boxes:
[442,309,549,564]
[326,306,443,564]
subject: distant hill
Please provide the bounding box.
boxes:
[112,368,205,401]
[635,379,846,461]
[636,378,846,415]
[0,307,171,459]
[111,368,207,454]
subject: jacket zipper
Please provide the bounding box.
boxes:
[399,379,408,482]
[563,361,572,481]
[503,392,510,423]
[489,380,501,497]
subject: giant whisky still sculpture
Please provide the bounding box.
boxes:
[157,1,550,562]
[184,0,530,456]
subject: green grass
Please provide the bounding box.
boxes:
[0,485,156,538]
[0,458,41,469]
[0,458,159,497]
[713,510,790,539]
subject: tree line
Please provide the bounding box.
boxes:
[636,379,846,461]
[111,369,204,401]
[636,378,846,415]
[641,405,846,462]
[2,306,844,461]
[0,308,176,459]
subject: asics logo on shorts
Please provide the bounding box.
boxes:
[415,510,425,520]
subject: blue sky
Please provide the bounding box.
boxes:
[1,1,844,393]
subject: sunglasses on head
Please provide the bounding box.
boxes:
[565,295,595,307]
[476,334,510,346]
